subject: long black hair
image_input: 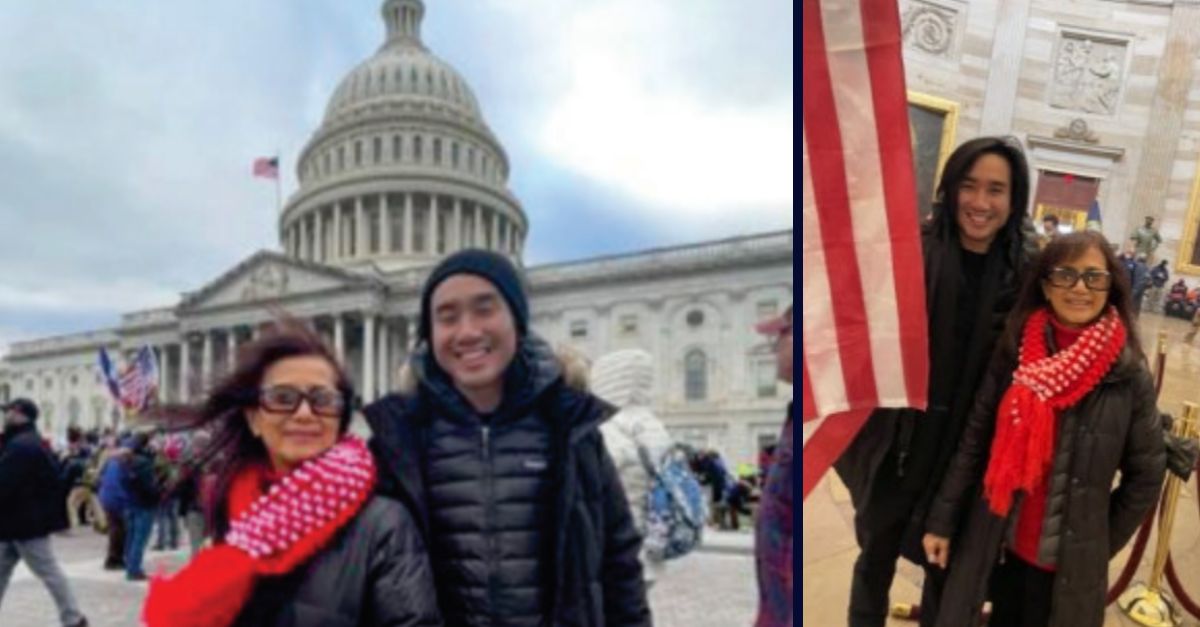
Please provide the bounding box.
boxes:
[929,136,1032,262]
[1001,230,1143,361]
[154,320,354,540]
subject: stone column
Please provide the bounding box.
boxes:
[363,314,377,402]
[180,337,191,402]
[377,321,391,393]
[1127,2,1200,235]
[428,195,439,254]
[978,0,1033,135]
[334,314,346,365]
[380,193,392,254]
[227,329,237,372]
[404,193,415,254]
[406,317,418,351]
[314,207,325,263]
[491,212,501,252]
[474,205,485,249]
[201,331,213,392]
[452,197,463,251]
[355,196,367,257]
[160,344,171,403]
[332,203,342,261]
[303,214,313,261]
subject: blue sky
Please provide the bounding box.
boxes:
[0,0,793,353]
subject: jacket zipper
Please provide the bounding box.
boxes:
[481,425,497,626]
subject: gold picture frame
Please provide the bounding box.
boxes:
[907,91,960,219]
[1179,155,1200,275]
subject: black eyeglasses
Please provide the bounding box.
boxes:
[1045,267,1112,291]
[258,386,346,419]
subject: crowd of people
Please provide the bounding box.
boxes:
[0,249,795,627]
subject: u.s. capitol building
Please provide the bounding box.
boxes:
[0,0,792,465]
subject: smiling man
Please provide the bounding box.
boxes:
[834,136,1036,627]
[365,249,650,627]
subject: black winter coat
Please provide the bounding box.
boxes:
[123,449,161,509]
[925,341,1165,627]
[233,496,442,627]
[0,423,68,540]
[365,336,651,627]
[834,213,1033,560]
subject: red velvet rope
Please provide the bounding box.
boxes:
[1105,504,1157,605]
[1162,460,1200,619]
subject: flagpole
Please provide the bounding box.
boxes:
[274,151,283,212]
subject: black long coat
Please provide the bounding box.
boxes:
[0,423,68,540]
[925,343,1165,627]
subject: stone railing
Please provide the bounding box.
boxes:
[527,229,793,288]
[121,307,178,329]
[7,328,119,359]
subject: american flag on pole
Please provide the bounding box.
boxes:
[97,347,122,403]
[118,345,160,412]
[252,156,279,179]
[801,0,929,499]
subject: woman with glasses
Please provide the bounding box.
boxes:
[920,231,1165,627]
[141,323,440,627]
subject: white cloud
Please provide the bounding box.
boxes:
[534,0,793,226]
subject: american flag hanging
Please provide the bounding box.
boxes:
[252,156,280,179]
[801,0,929,499]
[118,345,160,412]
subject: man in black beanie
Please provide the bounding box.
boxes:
[365,249,650,627]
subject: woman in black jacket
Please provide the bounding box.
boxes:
[921,231,1166,627]
[141,323,440,627]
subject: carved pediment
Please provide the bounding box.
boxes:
[180,251,379,312]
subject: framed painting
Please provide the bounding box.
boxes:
[1180,156,1200,275]
[907,90,959,220]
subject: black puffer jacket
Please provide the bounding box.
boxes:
[0,423,68,540]
[233,496,441,627]
[925,340,1165,627]
[365,335,651,627]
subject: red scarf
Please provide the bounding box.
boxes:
[982,306,1125,516]
[142,436,376,627]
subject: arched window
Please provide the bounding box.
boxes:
[685,350,707,401]
[373,137,382,164]
[393,135,402,161]
[433,138,442,165]
[414,136,423,162]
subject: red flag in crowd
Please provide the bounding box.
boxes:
[801,0,929,499]
[252,156,279,179]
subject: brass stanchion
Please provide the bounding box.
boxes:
[1154,330,1168,393]
[1119,402,1200,627]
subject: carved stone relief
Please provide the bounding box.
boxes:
[1048,33,1127,115]
[901,0,960,60]
[1052,118,1100,144]
[241,264,290,302]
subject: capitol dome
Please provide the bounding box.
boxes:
[280,0,526,272]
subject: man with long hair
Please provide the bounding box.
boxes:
[834,136,1036,626]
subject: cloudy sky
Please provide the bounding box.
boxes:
[0,0,793,354]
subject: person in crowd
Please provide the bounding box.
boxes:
[96,437,131,571]
[922,231,1166,627]
[142,323,440,627]
[753,304,794,627]
[1130,215,1163,260]
[758,444,777,488]
[694,449,734,528]
[119,431,160,581]
[150,433,181,552]
[1038,214,1059,250]
[61,427,99,530]
[364,249,650,627]
[0,399,88,627]
[1147,259,1170,313]
[834,136,1036,627]
[590,348,675,586]
[1130,253,1150,315]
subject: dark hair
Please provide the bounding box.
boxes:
[1002,230,1143,361]
[153,319,354,540]
[1043,214,1059,227]
[932,136,1031,249]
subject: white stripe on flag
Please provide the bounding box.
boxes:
[818,0,907,408]
[801,129,848,417]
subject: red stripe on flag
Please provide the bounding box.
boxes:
[803,409,872,499]
[802,0,880,410]
[861,0,929,409]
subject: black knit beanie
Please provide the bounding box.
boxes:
[419,249,530,342]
